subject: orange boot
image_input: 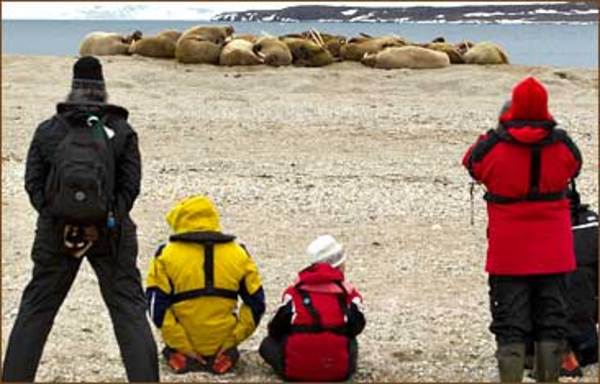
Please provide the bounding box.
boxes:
[560,351,583,378]
[166,350,189,374]
[163,347,208,374]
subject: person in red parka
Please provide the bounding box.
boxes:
[463,76,582,382]
[259,235,366,382]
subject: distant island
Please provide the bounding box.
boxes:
[212,2,597,24]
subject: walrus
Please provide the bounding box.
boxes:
[340,35,409,61]
[309,30,347,58]
[79,30,142,56]
[233,34,258,43]
[219,39,263,66]
[463,42,509,65]
[421,42,464,64]
[281,37,335,67]
[175,25,234,64]
[456,40,475,55]
[288,30,347,58]
[361,46,450,69]
[128,29,182,58]
[253,37,293,67]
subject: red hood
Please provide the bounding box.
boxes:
[297,263,344,285]
[506,126,551,143]
[501,76,553,121]
[499,76,555,144]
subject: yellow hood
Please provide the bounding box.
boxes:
[166,195,221,234]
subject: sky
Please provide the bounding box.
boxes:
[1,1,562,20]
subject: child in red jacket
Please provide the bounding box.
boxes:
[463,77,582,382]
[259,235,366,382]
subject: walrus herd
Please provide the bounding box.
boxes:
[79,25,510,69]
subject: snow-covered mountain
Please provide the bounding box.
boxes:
[212,2,598,24]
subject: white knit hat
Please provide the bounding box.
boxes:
[306,234,346,267]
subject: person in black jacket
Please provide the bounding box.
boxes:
[565,189,598,369]
[1,56,159,382]
[523,184,598,378]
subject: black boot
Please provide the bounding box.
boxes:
[496,343,526,382]
[534,341,562,382]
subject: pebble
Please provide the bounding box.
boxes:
[1,56,597,382]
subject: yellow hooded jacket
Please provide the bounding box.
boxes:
[146,196,265,356]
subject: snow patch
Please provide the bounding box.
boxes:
[496,18,533,24]
[464,12,506,17]
[415,19,447,24]
[341,9,358,16]
[350,12,375,22]
[213,12,237,22]
[528,9,574,16]
[573,9,598,15]
[448,19,488,24]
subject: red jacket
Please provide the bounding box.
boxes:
[267,263,365,381]
[463,77,582,275]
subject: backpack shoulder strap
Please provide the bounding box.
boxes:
[289,282,350,335]
[169,231,236,244]
[297,288,322,327]
[334,281,351,320]
[169,240,238,304]
[469,129,501,164]
[553,128,583,177]
[483,137,568,204]
[466,129,502,180]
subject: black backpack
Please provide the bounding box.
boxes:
[44,112,115,224]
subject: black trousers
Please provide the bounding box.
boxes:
[259,337,286,377]
[564,266,598,360]
[2,216,159,382]
[488,274,568,346]
[524,266,599,366]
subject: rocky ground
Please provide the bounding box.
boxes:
[1,54,598,382]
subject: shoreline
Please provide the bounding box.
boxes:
[2,53,599,71]
[2,19,598,68]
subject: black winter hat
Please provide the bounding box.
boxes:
[72,56,105,91]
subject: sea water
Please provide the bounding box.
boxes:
[1,20,597,68]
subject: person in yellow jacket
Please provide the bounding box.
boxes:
[146,195,265,374]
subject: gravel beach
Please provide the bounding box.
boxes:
[1,54,598,382]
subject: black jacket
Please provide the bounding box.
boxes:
[24,102,141,222]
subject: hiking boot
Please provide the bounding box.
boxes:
[210,347,240,374]
[496,343,526,382]
[165,350,189,374]
[560,351,583,378]
[534,341,562,382]
[162,347,208,374]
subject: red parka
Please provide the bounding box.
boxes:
[267,263,365,382]
[463,77,582,275]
